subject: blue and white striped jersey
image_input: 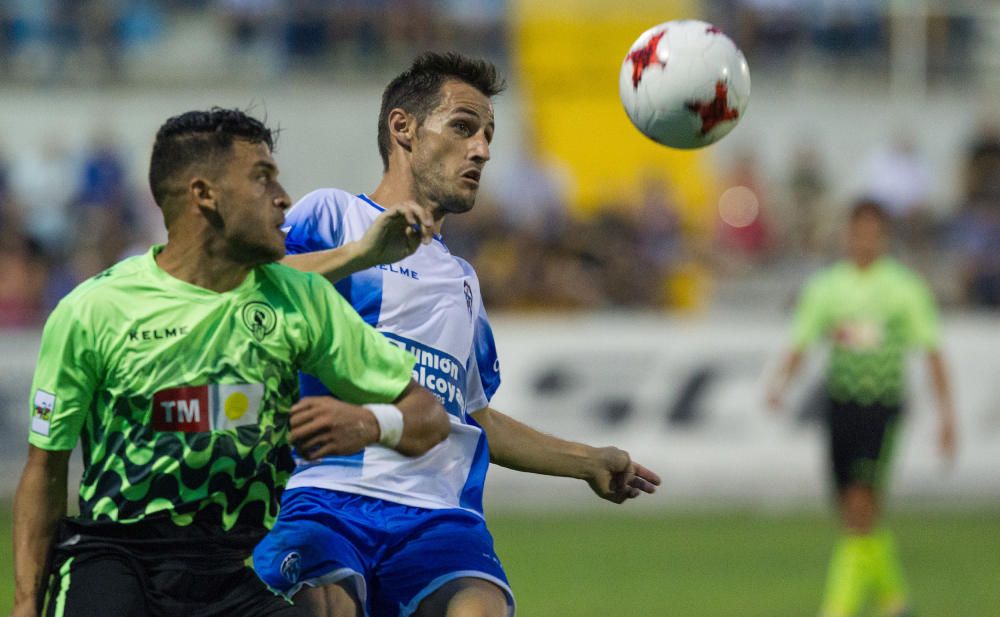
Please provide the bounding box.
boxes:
[282,188,501,515]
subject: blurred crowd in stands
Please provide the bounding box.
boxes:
[4,118,1000,327]
[1,1,979,84]
[708,0,978,79]
[0,0,507,84]
[216,0,507,72]
[0,130,159,327]
[2,1,1000,327]
[0,0,163,83]
[455,120,1000,314]
[0,0,977,83]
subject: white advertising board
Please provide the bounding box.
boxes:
[2,314,998,509]
[483,314,1000,509]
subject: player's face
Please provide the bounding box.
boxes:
[847,213,887,263]
[213,140,291,265]
[410,80,495,216]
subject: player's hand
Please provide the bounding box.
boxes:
[766,390,780,413]
[354,200,434,267]
[289,396,379,460]
[766,383,785,414]
[585,447,661,504]
[938,416,957,464]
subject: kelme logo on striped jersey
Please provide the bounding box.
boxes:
[152,383,263,432]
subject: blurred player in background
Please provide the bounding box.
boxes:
[768,199,957,617]
[253,52,661,617]
[11,108,449,617]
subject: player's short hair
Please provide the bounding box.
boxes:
[850,198,890,224]
[149,107,276,211]
[377,52,506,170]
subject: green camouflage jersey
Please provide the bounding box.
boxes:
[28,245,415,541]
[792,257,939,406]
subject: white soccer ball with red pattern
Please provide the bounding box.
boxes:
[619,19,750,149]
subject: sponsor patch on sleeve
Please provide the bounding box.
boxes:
[31,390,56,436]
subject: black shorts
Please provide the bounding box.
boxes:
[824,397,903,493]
[42,518,308,617]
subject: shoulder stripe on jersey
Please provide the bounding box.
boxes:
[356,193,386,212]
[459,414,490,511]
[473,309,501,401]
[356,193,446,244]
[335,268,383,326]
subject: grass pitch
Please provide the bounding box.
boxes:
[1,506,997,615]
[490,509,1000,616]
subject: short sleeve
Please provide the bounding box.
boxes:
[906,275,940,349]
[464,302,501,414]
[27,300,100,450]
[791,273,828,348]
[284,189,348,255]
[297,274,415,404]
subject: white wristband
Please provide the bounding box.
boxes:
[366,404,404,448]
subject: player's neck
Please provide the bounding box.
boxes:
[851,254,881,270]
[370,178,444,235]
[156,235,253,293]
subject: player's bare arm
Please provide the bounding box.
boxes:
[282,200,434,283]
[767,348,806,411]
[927,349,958,462]
[470,407,660,504]
[12,446,71,617]
[289,379,449,459]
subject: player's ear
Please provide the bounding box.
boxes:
[191,177,223,226]
[388,108,414,152]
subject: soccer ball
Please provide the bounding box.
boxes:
[619,19,750,149]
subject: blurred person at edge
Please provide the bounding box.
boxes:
[768,198,957,617]
[0,231,46,328]
[858,134,935,259]
[951,121,1000,308]
[716,149,775,265]
[9,135,77,257]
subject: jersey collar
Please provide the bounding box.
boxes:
[356,193,446,245]
[146,244,259,296]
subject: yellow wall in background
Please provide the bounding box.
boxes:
[512,0,717,230]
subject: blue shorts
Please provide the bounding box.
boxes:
[254,487,514,617]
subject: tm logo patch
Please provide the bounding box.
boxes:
[152,383,263,432]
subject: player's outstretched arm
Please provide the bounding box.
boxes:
[282,201,434,283]
[290,380,449,460]
[12,446,70,617]
[470,407,660,504]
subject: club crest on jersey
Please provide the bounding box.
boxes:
[152,383,264,432]
[280,551,302,584]
[241,301,277,341]
[464,281,474,319]
[31,390,55,436]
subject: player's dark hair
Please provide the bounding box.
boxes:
[148,107,276,214]
[850,198,889,224]
[377,52,506,170]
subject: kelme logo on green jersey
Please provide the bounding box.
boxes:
[241,302,277,341]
